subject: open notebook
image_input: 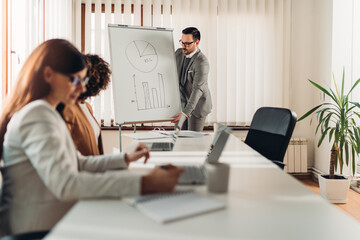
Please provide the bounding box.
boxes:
[123,190,225,223]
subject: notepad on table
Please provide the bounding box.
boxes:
[123,190,225,223]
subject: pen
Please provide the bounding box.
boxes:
[158,132,170,136]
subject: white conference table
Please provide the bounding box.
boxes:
[45,134,360,240]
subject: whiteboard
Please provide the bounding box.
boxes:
[108,25,181,124]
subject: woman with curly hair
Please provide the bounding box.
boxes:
[58,54,111,155]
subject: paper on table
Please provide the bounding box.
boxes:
[159,130,209,138]
[123,190,225,224]
[122,132,172,140]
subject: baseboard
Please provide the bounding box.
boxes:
[289,172,312,180]
[289,167,323,180]
[350,183,360,194]
[309,167,324,182]
[309,167,360,185]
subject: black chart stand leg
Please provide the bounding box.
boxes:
[119,124,137,153]
[119,124,122,152]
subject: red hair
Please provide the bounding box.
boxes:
[0,39,86,158]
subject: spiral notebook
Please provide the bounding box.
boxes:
[123,190,225,223]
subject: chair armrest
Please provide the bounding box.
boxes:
[271,160,285,170]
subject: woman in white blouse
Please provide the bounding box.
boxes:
[0,39,183,236]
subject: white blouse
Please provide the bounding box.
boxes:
[1,99,141,234]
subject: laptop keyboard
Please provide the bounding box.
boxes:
[178,166,206,185]
[151,142,173,151]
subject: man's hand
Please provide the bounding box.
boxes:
[171,112,187,123]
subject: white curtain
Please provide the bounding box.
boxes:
[6,0,292,127]
[171,0,291,125]
[8,0,44,94]
[44,0,74,41]
[82,0,115,126]
[82,0,173,126]
[81,0,292,126]
[332,0,360,102]
[7,0,74,97]
[331,0,360,175]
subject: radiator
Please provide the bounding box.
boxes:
[284,138,308,173]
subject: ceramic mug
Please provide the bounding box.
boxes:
[205,162,230,193]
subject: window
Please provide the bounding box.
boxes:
[1,0,292,128]
[3,0,44,107]
[80,0,291,127]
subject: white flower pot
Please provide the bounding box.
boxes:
[318,174,351,204]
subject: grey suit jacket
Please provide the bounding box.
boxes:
[176,48,212,118]
[0,100,141,236]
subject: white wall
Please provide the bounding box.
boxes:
[290,0,317,170]
[312,0,333,174]
[292,0,360,175]
[330,0,359,175]
[313,0,333,173]
[275,0,333,173]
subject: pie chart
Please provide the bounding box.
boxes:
[126,40,158,73]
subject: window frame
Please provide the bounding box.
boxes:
[80,3,171,53]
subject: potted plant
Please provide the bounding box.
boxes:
[298,69,360,203]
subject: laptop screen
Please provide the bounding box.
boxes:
[206,124,232,163]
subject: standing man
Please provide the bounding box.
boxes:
[172,27,212,132]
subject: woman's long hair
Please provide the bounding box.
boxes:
[0,39,87,158]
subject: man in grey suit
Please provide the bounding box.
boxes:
[172,27,212,132]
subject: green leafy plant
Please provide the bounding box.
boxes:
[298,69,360,178]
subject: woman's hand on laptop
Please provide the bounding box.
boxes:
[141,164,184,194]
[124,143,150,165]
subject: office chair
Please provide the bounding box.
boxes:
[0,167,49,240]
[0,231,49,240]
[245,107,297,169]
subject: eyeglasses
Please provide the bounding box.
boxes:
[179,40,196,47]
[55,71,89,87]
[68,75,89,87]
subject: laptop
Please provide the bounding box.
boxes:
[177,124,232,185]
[143,113,186,151]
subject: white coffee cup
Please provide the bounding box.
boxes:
[213,122,219,133]
[205,162,230,193]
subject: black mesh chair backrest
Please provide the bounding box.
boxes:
[245,107,297,169]
[0,231,49,240]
